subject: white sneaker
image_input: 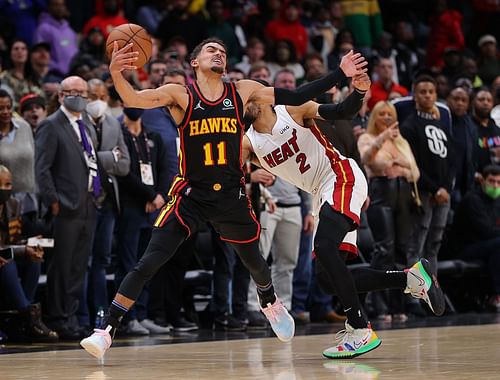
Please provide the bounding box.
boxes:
[139,319,171,334]
[80,325,112,359]
[405,258,445,316]
[125,319,150,335]
[323,321,381,359]
[260,295,295,342]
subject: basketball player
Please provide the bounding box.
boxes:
[242,73,445,359]
[80,38,368,358]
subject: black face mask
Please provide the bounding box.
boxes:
[0,189,12,204]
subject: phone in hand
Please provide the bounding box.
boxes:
[27,237,55,248]
[0,247,14,260]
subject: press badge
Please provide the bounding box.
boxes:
[140,163,154,185]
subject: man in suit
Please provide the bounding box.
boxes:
[82,78,130,326]
[35,76,98,339]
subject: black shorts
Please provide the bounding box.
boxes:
[154,178,260,243]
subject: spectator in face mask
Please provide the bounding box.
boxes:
[81,78,130,325]
[0,165,58,343]
[451,164,500,311]
[35,75,99,339]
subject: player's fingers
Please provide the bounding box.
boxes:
[117,43,134,54]
[122,65,137,70]
[355,61,369,68]
[353,56,366,65]
[351,52,361,60]
[113,41,118,53]
[119,52,139,60]
[344,49,353,57]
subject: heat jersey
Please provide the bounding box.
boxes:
[177,81,245,187]
[246,105,367,228]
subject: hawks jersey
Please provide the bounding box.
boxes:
[177,81,245,186]
[246,105,367,227]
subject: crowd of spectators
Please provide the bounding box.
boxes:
[0,0,499,342]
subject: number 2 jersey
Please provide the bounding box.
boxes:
[246,105,367,227]
[176,81,245,187]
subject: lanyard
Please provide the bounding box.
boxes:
[131,130,152,164]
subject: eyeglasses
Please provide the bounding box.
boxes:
[61,90,88,99]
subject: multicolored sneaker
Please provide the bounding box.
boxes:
[80,325,112,359]
[260,295,295,342]
[405,259,445,316]
[322,322,381,359]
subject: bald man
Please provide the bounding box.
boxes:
[35,76,100,339]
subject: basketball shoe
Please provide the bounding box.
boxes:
[80,325,113,359]
[405,258,445,316]
[260,295,295,342]
[322,321,381,359]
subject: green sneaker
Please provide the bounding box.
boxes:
[322,322,381,359]
[405,258,445,316]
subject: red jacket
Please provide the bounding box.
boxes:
[426,10,465,68]
[265,19,308,60]
[83,14,129,39]
[368,80,408,110]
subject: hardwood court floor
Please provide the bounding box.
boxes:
[1,323,499,380]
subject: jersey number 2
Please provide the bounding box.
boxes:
[296,153,311,173]
[203,141,227,166]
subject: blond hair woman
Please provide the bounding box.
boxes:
[357,101,420,322]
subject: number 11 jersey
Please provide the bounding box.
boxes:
[177,81,245,187]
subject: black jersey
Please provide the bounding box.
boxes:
[177,81,245,188]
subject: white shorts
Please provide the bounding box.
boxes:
[312,158,368,257]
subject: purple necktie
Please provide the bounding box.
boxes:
[76,119,101,198]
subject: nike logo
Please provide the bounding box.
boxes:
[353,337,369,350]
[194,100,205,111]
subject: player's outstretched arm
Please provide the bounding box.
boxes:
[109,42,181,109]
[242,50,368,107]
[297,73,370,121]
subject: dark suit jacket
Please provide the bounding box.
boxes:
[35,108,93,217]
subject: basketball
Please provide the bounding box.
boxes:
[105,23,152,68]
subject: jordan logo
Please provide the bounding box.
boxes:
[239,188,246,199]
[194,100,205,111]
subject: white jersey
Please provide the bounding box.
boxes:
[247,105,342,195]
[247,105,368,255]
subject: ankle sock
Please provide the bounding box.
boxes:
[256,282,276,307]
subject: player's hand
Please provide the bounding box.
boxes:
[26,246,44,262]
[339,50,368,78]
[352,73,371,92]
[110,41,139,74]
[251,169,276,187]
[303,214,314,235]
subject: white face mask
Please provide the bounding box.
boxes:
[86,100,108,119]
